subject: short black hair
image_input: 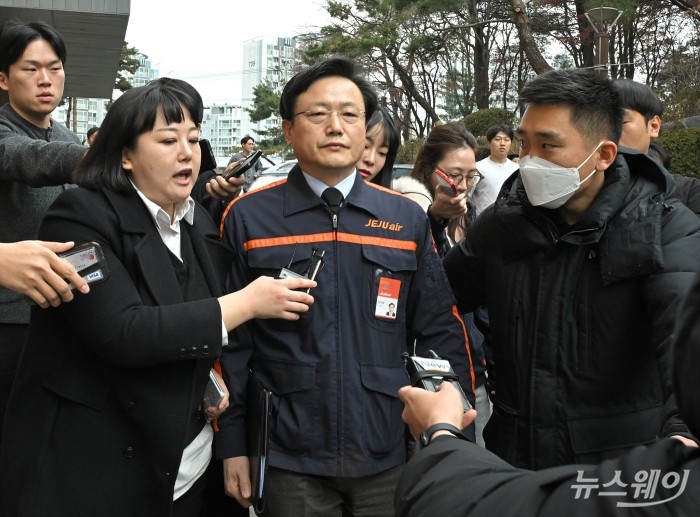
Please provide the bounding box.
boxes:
[519,68,623,143]
[485,124,514,141]
[367,106,400,189]
[241,135,254,145]
[86,126,99,139]
[279,56,377,124]
[0,19,67,75]
[76,78,203,192]
[612,79,663,123]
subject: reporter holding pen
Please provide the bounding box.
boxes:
[0,78,314,517]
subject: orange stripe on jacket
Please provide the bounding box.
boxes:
[244,232,418,252]
[452,305,476,396]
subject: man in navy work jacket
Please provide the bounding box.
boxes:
[217,56,475,517]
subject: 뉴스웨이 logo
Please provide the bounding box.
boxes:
[571,468,690,507]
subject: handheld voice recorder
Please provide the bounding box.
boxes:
[404,350,471,412]
[276,247,325,294]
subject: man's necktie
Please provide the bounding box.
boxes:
[322,187,344,229]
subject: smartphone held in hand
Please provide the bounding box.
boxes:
[434,169,459,197]
[223,150,263,179]
[203,370,225,408]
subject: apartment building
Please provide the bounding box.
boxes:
[53,54,158,143]
[240,36,299,142]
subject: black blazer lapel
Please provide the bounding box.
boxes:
[105,189,184,306]
[185,209,234,298]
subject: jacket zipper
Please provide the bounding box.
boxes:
[330,204,343,471]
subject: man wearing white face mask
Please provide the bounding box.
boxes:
[443,68,700,471]
[518,141,602,210]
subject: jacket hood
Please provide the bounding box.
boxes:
[391,176,433,213]
[493,151,673,285]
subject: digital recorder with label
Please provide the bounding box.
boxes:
[404,350,471,412]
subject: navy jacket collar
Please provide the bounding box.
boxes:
[284,165,381,219]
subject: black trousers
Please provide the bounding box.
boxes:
[172,456,249,517]
[0,324,27,451]
[202,457,249,517]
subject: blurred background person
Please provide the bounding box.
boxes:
[410,121,481,247]
[86,125,99,145]
[225,135,263,192]
[191,139,245,229]
[613,78,700,216]
[470,125,519,218]
[356,105,437,223]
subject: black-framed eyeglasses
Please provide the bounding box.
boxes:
[293,109,366,125]
[438,169,484,188]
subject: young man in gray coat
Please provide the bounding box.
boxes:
[0,19,87,443]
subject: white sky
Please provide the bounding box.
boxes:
[124,0,332,105]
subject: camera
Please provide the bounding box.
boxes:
[404,350,471,412]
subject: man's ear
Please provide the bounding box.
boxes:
[282,120,293,145]
[597,141,618,171]
[0,71,9,92]
[649,115,662,139]
[121,149,133,171]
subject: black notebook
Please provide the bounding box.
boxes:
[247,372,273,514]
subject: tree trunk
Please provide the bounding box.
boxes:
[65,97,72,129]
[72,97,78,133]
[469,0,490,109]
[387,54,441,124]
[507,0,553,74]
[574,0,595,69]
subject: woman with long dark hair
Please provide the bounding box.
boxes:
[355,106,400,188]
[409,121,493,449]
[410,121,481,245]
